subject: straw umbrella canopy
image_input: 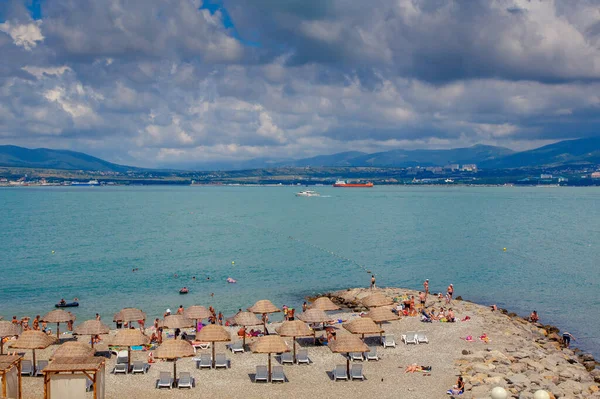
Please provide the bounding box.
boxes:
[72,320,110,348]
[162,315,194,331]
[309,297,341,311]
[366,308,400,344]
[232,312,262,349]
[196,325,230,367]
[275,320,312,361]
[250,335,289,381]
[9,330,56,374]
[41,309,76,339]
[108,328,150,372]
[361,292,393,308]
[297,309,330,344]
[247,300,281,332]
[154,339,195,386]
[329,334,369,376]
[51,341,95,360]
[113,308,146,325]
[343,317,383,341]
[184,306,211,332]
[0,321,20,354]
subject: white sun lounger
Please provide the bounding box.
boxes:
[228,340,244,353]
[197,353,212,369]
[254,365,268,383]
[296,349,310,364]
[383,334,396,348]
[280,352,294,364]
[272,365,285,383]
[156,372,173,389]
[366,346,379,361]
[350,352,363,361]
[21,360,34,376]
[417,331,429,344]
[214,353,228,368]
[113,363,128,374]
[350,364,365,380]
[177,372,194,389]
[402,331,418,345]
[333,364,348,381]
[35,360,48,376]
[132,361,149,374]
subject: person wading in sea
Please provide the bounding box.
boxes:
[371,275,376,290]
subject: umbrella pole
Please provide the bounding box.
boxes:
[56,323,60,339]
[346,353,350,378]
[212,342,216,368]
[293,337,296,363]
[268,353,271,382]
[1,336,4,355]
[173,360,177,387]
[380,323,383,345]
[243,332,246,350]
[128,347,131,374]
[33,349,37,374]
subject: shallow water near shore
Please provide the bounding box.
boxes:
[1,185,598,357]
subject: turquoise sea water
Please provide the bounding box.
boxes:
[1,186,598,356]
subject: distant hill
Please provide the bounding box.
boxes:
[0,145,136,172]
[480,137,600,169]
[275,151,368,167]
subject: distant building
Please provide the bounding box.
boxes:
[461,164,478,172]
[444,164,460,171]
[558,177,569,183]
[592,172,600,179]
[540,174,553,179]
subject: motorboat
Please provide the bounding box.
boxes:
[55,302,79,308]
[296,190,320,197]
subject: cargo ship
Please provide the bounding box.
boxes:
[333,180,374,187]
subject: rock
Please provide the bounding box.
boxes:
[591,368,600,383]
[584,361,596,371]
[510,363,527,373]
[462,349,471,355]
[558,379,583,395]
[581,353,595,362]
[506,374,531,387]
[590,385,600,393]
[470,384,493,398]
[525,359,546,372]
[473,363,495,374]
[484,376,505,386]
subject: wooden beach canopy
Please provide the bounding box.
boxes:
[248,300,281,332]
[184,306,211,331]
[343,317,383,340]
[297,309,329,324]
[362,293,393,308]
[196,325,230,368]
[43,356,105,399]
[161,315,194,330]
[72,320,110,348]
[276,320,312,361]
[250,335,289,381]
[9,331,56,374]
[0,355,22,399]
[329,334,369,376]
[232,312,262,348]
[113,308,145,324]
[0,321,20,355]
[154,340,195,386]
[41,310,75,339]
[108,329,149,372]
[309,297,341,311]
[51,342,95,360]
[366,307,400,344]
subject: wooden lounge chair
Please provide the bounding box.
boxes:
[280,352,294,364]
[131,361,149,374]
[333,364,348,381]
[350,364,365,380]
[296,349,310,364]
[197,353,212,369]
[254,365,268,383]
[177,372,194,389]
[417,331,429,344]
[156,372,173,389]
[228,340,244,353]
[383,334,396,348]
[214,353,228,369]
[21,360,34,376]
[350,352,363,361]
[271,365,285,383]
[35,360,48,376]
[402,331,418,345]
[366,346,379,361]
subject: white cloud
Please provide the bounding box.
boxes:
[0,21,44,50]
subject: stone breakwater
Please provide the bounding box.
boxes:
[318,287,600,399]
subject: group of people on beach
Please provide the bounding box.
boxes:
[10,314,73,335]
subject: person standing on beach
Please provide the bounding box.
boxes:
[418,291,426,308]
[446,284,454,303]
[424,279,429,297]
[371,275,376,289]
[95,313,101,321]
[177,305,184,315]
[562,332,576,348]
[302,302,307,312]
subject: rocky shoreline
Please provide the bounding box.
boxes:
[315,287,599,398]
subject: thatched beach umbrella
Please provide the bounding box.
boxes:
[9,330,56,373]
[329,334,369,376]
[250,335,289,381]
[42,309,75,339]
[362,293,393,308]
[51,341,95,360]
[248,300,281,333]
[162,315,194,331]
[343,317,383,341]
[0,321,20,354]
[196,325,230,368]
[108,328,150,372]
[73,320,110,348]
[184,306,211,332]
[309,297,341,311]
[233,312,262,349]
[154,339,195,386]
[366,308,400,344]
[276,320,312,361]
[113,308,146,326]
[297,309,330,344]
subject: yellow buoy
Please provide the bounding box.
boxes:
[232,261,235,265]
[51,250,55,254]
[503,248,507,252]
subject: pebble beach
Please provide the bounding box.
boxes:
[10,287,600,399]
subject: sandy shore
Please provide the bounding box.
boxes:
[12,287,600,398]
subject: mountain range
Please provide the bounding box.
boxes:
[1,137,599,172]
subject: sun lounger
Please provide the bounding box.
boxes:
[131,361,149,374]
[35,360,48,376]
[402,332,418,345]
[21,360,34,376]
[333,364,348,381]
[156,372,173,389]
[383,334,396,348]
[272,365,285,383]
[350,364,365,380]
[177,372,194,389]
[86,378,93,392]
[350,352,363,361]
[296,349,310,364]
[113,363,128,374]
[280,352,294,364]
[366,346,379,361]
[417,331,429,344]
[214,353,228,369]
[193,342,210,351]
[116,353,129,365]
[197,353,212,369]
[228,340,244,354]
[254,365,268,383]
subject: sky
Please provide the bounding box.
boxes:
[1,0,600,168]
